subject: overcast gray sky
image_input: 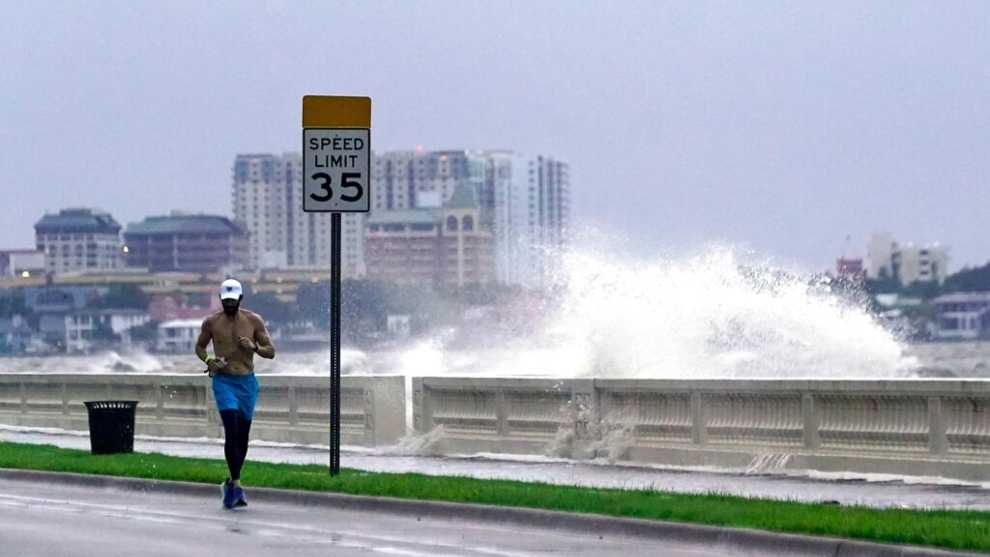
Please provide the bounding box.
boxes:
[1,1,987,273]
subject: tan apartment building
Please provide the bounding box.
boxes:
[34,208,122,275]
[365,185,495,287]
[866,232,949,285]
[372,149,569,288]
[122,213,249,273]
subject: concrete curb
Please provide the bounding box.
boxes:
[0,468,983,557]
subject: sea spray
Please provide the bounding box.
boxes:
[544,246,912,379]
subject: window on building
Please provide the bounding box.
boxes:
[447,216,458,232]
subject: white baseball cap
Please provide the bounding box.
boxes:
[219,279,243,300]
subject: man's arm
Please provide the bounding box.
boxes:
[252,315,275,359]
[196,319,227,374]
[194,320,213,363]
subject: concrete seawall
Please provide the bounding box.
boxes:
[5,374,990,481]
[0,374,405,448]
[413,377,990,481]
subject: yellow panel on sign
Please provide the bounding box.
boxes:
[302,96,371,128]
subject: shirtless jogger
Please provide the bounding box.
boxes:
[195,279,275,509]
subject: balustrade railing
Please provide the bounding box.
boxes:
[0,374,405,448]
[412,377,990,481]
[6,374,990,481]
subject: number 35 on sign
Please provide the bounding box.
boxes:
[303,128,370,212]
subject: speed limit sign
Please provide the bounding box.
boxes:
[302,96,371,213]
[301,95,372,477]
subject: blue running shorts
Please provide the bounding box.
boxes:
[211,373,259,420]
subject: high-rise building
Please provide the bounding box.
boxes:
[34,208,122,275]
[232,154,364,276]
[371,150,570,288]
[490,153,570,287]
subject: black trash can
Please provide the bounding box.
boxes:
[84,401,138,455]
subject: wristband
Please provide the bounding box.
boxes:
[204,355,213,364]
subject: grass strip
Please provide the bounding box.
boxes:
[1,440,988,553]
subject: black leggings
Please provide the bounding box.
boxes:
[219,410,252,481]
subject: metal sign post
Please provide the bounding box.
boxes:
[302,95,371,475]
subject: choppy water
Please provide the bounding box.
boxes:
[0,339,983,378]
[3,246,980,379]
[903,341,990,378]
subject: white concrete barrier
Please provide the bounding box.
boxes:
[413,377,990,482]
[0,374,405,448]
[8,373,990,481]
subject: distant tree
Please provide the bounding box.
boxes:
[86,284,150,310]
[901,299,938,321]
[128,320,160,344]
[296,281,332,329]
[462,283,520,306]
[294,279,393,344]
[864,268,902,296]
[0,289,28,318]
[807,273,871,309]
[242,291,295,326]
[388,282,457,331]
[943,262,990,293]
[341,280,389,331]
[903,280,941,300]
[90,320,119,344]
[297,278,526,343]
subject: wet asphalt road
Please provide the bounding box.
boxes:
[0,476,769,557]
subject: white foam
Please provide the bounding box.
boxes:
[542,245,910,379]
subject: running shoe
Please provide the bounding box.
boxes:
[221,478,236,509]
[233,486,247,508]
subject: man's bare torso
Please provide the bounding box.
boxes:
[199,309,271,375]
